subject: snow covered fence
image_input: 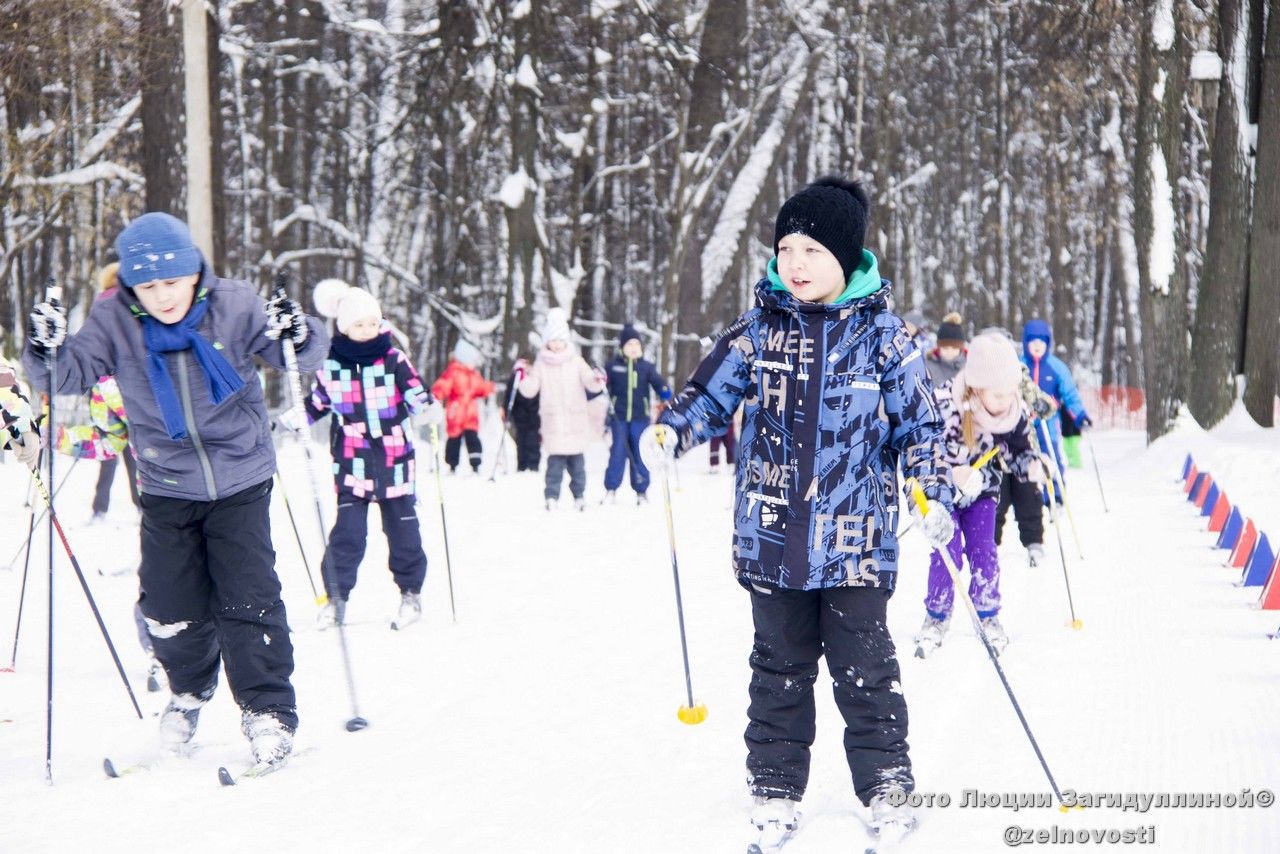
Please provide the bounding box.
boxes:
[1179,454,1280,617]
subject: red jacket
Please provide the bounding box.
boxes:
[431,360,495,438]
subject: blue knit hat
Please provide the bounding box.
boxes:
[619,323,642,348]
[115,212,203,287]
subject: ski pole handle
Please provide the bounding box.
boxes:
[907,477,930,517]
[45,283,63,305]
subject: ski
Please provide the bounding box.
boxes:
[218,746,313,786]
[864,823,916,853]
[103,747,200,778]
[746,829,795,854]
[913,638,940,659]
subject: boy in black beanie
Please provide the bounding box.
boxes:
[643,177,953,850]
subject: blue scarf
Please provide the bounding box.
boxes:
[141,296,245,440]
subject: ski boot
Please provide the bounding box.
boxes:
[636,492,649,506]
[913,612,951,659]
[747,796,800,853]
[574,497,586,512]
[979,615,1008,655]
[391,591,422,630]
[1027,543,1045,567]
[241,710,294,767]
[601,490,617,505]
[159,692,207,752]
[868,787,918,850]
[317,596,347,629]
[545,498,557,511]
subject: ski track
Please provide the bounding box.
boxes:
[1,415,1279,853]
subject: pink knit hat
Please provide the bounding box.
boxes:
[961,332,1022,391]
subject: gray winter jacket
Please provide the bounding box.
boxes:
[23,266,327,501]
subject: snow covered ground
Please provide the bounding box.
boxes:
[2,411,1279,853]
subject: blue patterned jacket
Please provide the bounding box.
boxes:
[660,271,953,592]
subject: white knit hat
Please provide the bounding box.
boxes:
[312,278,382,334]
[453,338,483,367]
[542,307,571,344]
[962,332,1022,391]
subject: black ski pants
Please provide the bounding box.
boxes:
[323,493,427,599]
[995,474,1044,547]
[137,479,297,730]
[745,583,912,806]
[445,430,482,473]
[515,424,541,471]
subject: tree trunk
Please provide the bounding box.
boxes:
[1135,0,1192,441]
[1242,0,1280,424]
[138,0,185,214]
[1189,0,1260,426]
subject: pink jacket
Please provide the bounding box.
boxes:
[518,347,604,455]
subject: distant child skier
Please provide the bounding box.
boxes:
[925,312,967,390]
[508,360,542,472]
[517,308,605,511]
[431,339,494,474]
[1020,319,1090,479]
[288,279,441,629]
[644,177,955,850]
[602,323,670,504]
[23,212,327,768]
[913,332,1043,657]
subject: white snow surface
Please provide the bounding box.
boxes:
[2,414,1280,852]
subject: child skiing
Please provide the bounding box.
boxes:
[913,332,1043,658]
[517,308,605,511]
[925,312,967,389]
[431,339,494,475]
[23,211,327,769]
[508,360,541,471]
[293,279,440,629]
[602,323,670,504]
[1021,319,1091,477]
[644,177,955,851]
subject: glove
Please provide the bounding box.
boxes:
[911,499,955,550]
[275,404,309,434]
[592,366,607,387]
[1075,413,1093,429]
[513,358,530,379]
[29,301,67,350]
[11,431,41,469]
[638,423,678,471]
[419,399,445,427]
[264,295,309,346]
[952,464,984,499]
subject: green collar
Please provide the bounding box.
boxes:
[767,249,882,304]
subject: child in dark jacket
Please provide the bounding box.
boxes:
[645,177,954,849]
[508,363,541,471]
[24,212,327,767]
[296,279,440,629]
[914,333,1043,657]
[603,323,670,504]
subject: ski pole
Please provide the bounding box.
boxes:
[429,423,458,622]
[1083,430,1109,513]
[2,451,43,673]
[275,472,324,604]
[20,455,144,722]
[488,377,519,482]
[5,455,81,571]
[907,479,1069,808]
[655,430,705,725]
[1030,427,1083,630]
[275,280,367,732]
[42,282,59,784]
[1035,419,1085,561]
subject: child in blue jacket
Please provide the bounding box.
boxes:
[644,177,954,849]
[1021,319,1091,478]
[602,324,670,504]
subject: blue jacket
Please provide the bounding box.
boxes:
[24,264,327,501]
[605,355,670,422]
[1021,319,1087,451]
[659,268,953,592]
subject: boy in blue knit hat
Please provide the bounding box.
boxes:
[24,212,327,770]
[602,323,670,505]
[642,177,954,850]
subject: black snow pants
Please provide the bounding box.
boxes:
[995,473,1044,547]
[323,493,427,599]
[137,479,297,730]
[745,583,912,806]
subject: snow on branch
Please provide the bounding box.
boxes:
[14,162,143,188]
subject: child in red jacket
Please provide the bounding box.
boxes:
[431,340,495,474]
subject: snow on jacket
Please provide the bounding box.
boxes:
[518,346,605,455]
[55,376,130,460]
[659,252,954,592]
[431,359,494,438]
[22,264,327,500]
[935,379,1040,508]
[1021,319,1087,451]
[306,331,432,500]
[605,354,671,422]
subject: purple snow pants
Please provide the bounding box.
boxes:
[925,496,1001,619]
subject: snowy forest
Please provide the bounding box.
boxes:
[1,0,1277,438]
